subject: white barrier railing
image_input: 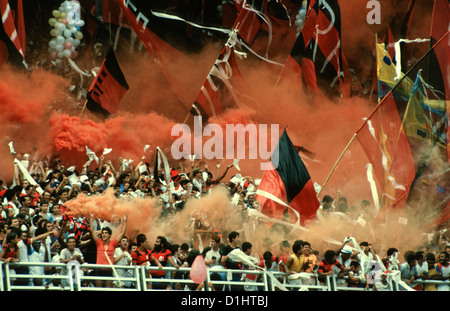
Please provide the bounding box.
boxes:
[1,262,449,291]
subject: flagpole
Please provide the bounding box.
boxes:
[317,30,450,198]
[79,99,88,118]
[183,111,191,124]
[109,13,112,46]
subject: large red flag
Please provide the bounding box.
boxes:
[86,47,129,118]
[356,92,416,210]
[256,129,320,226]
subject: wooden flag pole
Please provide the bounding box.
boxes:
[79,99,88,118]
[183,111,191,124]
[317,30,449,198]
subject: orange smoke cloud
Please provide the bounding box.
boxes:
[0,65,68,180]
[65,188,159,238]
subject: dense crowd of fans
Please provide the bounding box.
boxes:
[0,154,449,291]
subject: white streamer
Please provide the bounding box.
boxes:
[13,158,44,194]
[150,10,232,35]
[67,58,91,76]
[394,38,430,81]
[366,163,380,214]
[157,146,171,185]
[255,189,301,226]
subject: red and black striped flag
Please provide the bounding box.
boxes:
[281,0,350,99]
[256,128,320,226]
[190,2,261,120]
[86,47,129,118]
[190,41,251,120]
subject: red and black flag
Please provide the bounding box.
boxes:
[63,214,90,241]
[117,0,204,109]
[190,2,261,120]
[256,128,320,226]
[0,0,26,67]
[281,0,350,99]
[86,47,129,118]
[190,41,251,120]
[426,0,449,163]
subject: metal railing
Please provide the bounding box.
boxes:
[1,262,449,291]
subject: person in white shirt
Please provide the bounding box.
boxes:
[204,234,222,268]
[10,226,57,286]
[59,235,84,287]
[28,241,46,286]
[113,236,134,288]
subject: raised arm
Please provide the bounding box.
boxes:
[89,214,99,243]
[116,215,128,242]
[31,229,58,244]
[215,164,233,183]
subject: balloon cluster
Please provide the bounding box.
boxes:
[48,0,85,63]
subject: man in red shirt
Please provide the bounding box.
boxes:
[89,213,127,288]
[317,250,349,284]
[131,234,163,290]
[148,236,180,289]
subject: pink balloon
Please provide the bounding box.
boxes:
[190,255,207,284]
[70,50,78,59]
[64,41,73,50]
[62,19,67,24]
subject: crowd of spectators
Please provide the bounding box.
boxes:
[0,153,449,291]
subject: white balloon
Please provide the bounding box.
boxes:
[61,1,69,12]
[57,51,64,58]
[64,28,72,38]
[56,23,66,32]
[49,39,57,49]
[63,49,72,58]
[76,20,85,27]
[73,39,80,47]
[71,26,77,33]
[56,36,65,45]
[55,44,64,52]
